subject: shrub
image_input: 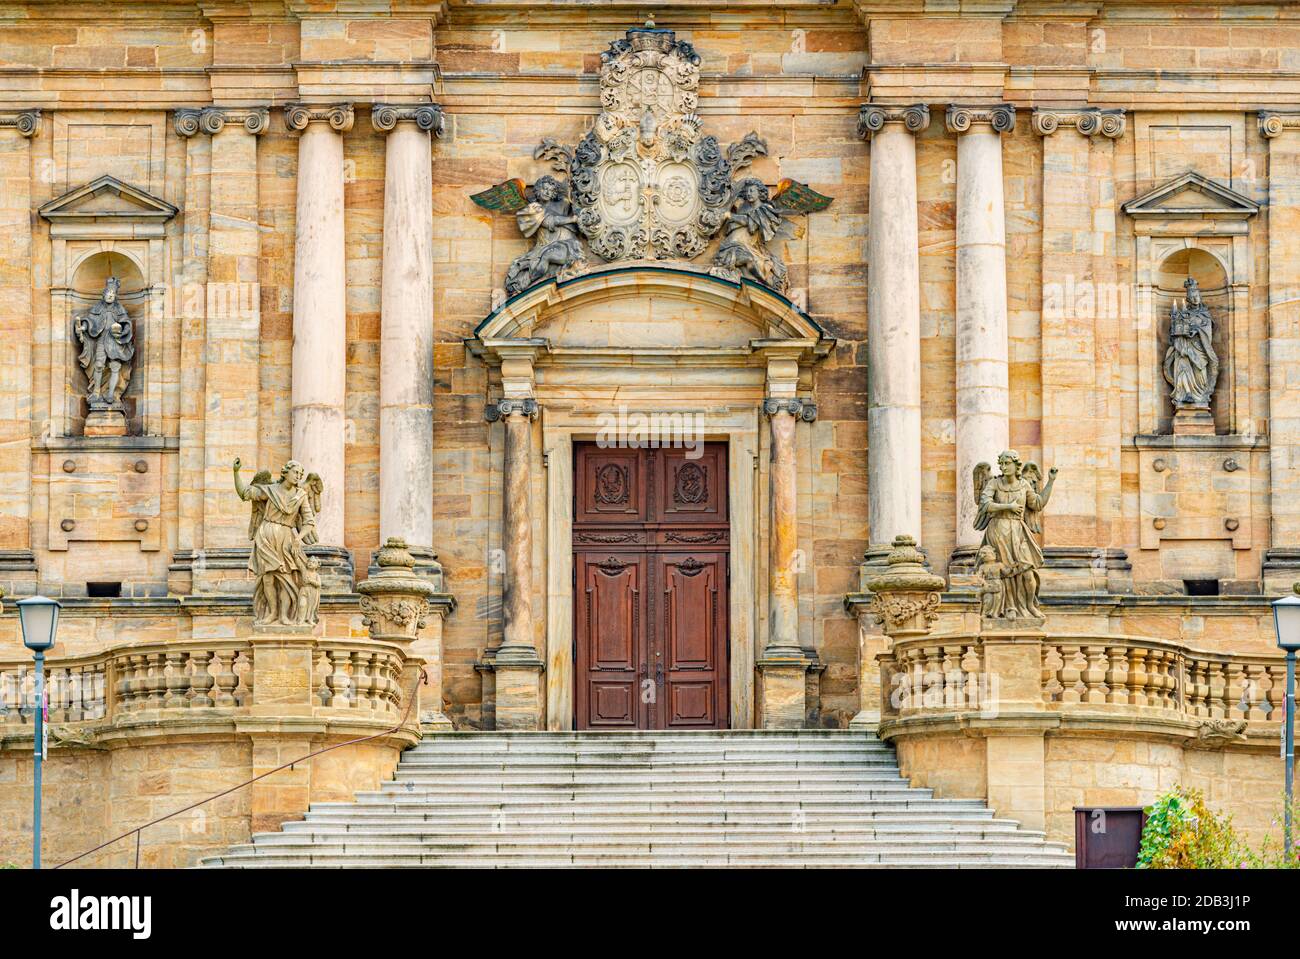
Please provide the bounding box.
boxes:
[1137,787,1250,869]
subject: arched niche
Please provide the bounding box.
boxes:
[68,251,147,435]
[1154,247,1231,435]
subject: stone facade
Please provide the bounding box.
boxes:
[2,0,1300,864]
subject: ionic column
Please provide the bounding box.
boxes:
[758,370,816,729]
[858,104,929,556]
[175,107,270,570]
[373,104,444,562]
[485,346,544,728]
[947,104,1015,549]
[1261,112,1300,589]
[0,111,40,594]
[286,103,353,549]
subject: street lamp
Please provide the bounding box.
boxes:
[1272,591,1300,854]
[15,595,59,869]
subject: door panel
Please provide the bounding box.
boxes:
[573,442,729,730]
[575,552,645,728]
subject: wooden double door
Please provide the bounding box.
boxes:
[573,441,730,729]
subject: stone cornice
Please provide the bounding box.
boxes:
[857,103,930,139]
[0,110,41,138]
[1031,107,1125,139]
[1260,112,1300,139]
[174,106,270,138]
[371,102,445,136]
[945,103,1015,135]
[762,397,817,422]
[284,102,355,133]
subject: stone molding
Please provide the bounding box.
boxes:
[1259,112,1300,138]
[371,103,445,136]
[945,103,1016,135]
[174,107,269,138]
[857,103,930,139]
[762,397,817,422]
[0,110,41,138]
[485,398,539,422]
[285,103,355,133]
[1031,107,1125,139]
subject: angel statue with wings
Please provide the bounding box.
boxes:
[709,177,831,294]
[972,450,1058,622]
[233,457,323,626]
[471,171,589,296]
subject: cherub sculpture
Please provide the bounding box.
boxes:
[974,545,1008,619]
[709,177,831,294]
[233,457,323,626]
[972,451,1058,622]
[75,276,135,409]
[471,167,589,296]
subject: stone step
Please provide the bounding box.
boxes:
[398,754,900,767]
[383,770,911,785]
[294,810,1008,827]
[272,824,1046,842]
[332,794,995,811]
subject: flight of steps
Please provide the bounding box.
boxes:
[200,730,1074,868]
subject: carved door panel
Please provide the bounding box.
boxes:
[657,552,728,728]
[575,552,647,728]
[573,443,730,730]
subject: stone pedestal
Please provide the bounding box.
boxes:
[1173,405,1215,435]
[84,408,126,437]
[756,658,809,730]
[846,534,946,728]
[978,628,1049,831]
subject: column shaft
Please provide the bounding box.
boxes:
[950,107,1013,548]
[500,409,535,659]
[291,116,349,546]
[376,107,440,550]
[768,408,799,654]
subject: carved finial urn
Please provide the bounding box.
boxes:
[865,535,946,640]
[357,537,437,643]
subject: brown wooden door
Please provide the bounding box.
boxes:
[574,442,729,729]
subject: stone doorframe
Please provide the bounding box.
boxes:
[468,267,834,731]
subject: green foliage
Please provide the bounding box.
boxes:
[1138,787,1250,869]
[1251,795,1300,869]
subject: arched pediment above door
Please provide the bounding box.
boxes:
[467,265,835,366]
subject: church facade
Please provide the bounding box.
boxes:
[1,0,1299,866]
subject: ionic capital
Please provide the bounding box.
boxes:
[1032,108,1125,139]
[1260,112,1300,139]
[174,107,270,138]
[0,110,41,138]
[945,104,1016,136]
[763,397,817,422]
[857,103,930,139]
[285,103,355,134]
[485,398,539,422]
[372,103,445,137]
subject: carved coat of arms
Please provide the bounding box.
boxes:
[471,23,831,298]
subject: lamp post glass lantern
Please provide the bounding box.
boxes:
[1273,592,1300,855]
[15,595,60,869]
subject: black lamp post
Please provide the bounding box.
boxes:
[1272,591,1300,854]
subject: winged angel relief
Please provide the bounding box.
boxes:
[470,23,832,297]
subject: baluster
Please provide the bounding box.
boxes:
[1082,645,1108,704]
[1183,658,1206,716]
[941,644,963,709]
[314,648,332,707]
[211,651,237,707]
[327,650,351,708]
[231,651,251,707]
[1144,650,1167,708]
[1058,645,1084,704]
[1104,647,1129,705]
[1040,643,1063,703]
[188,651,214,708]
[1246,664,1270,722]
[163,651,188,708]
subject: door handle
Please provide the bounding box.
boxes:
[655,661,664,688]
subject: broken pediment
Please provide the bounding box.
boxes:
[1122,171,1259,222]
[40,175,178,239]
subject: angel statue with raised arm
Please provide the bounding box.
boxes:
[709,177,832,294]
[972,451,1058,623]
[233,457,323,626]
[471,169,589,296]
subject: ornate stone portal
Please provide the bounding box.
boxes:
[471,22,831,297]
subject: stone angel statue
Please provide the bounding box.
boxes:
[972,450,1058,622]
[709,177,832,294]
[233,457,322,627]
[470,161,589,296]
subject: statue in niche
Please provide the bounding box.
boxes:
[74,276,134,409]
[709,177,832,294]
[1163,277,1219,411]
[233,457,323,627]
[972,451,1058,623]
[470,169,588,296]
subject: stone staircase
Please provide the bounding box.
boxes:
[200,730,1073,868]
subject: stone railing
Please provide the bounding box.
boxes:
[0,637,411,738]
[880,632,1287,736]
